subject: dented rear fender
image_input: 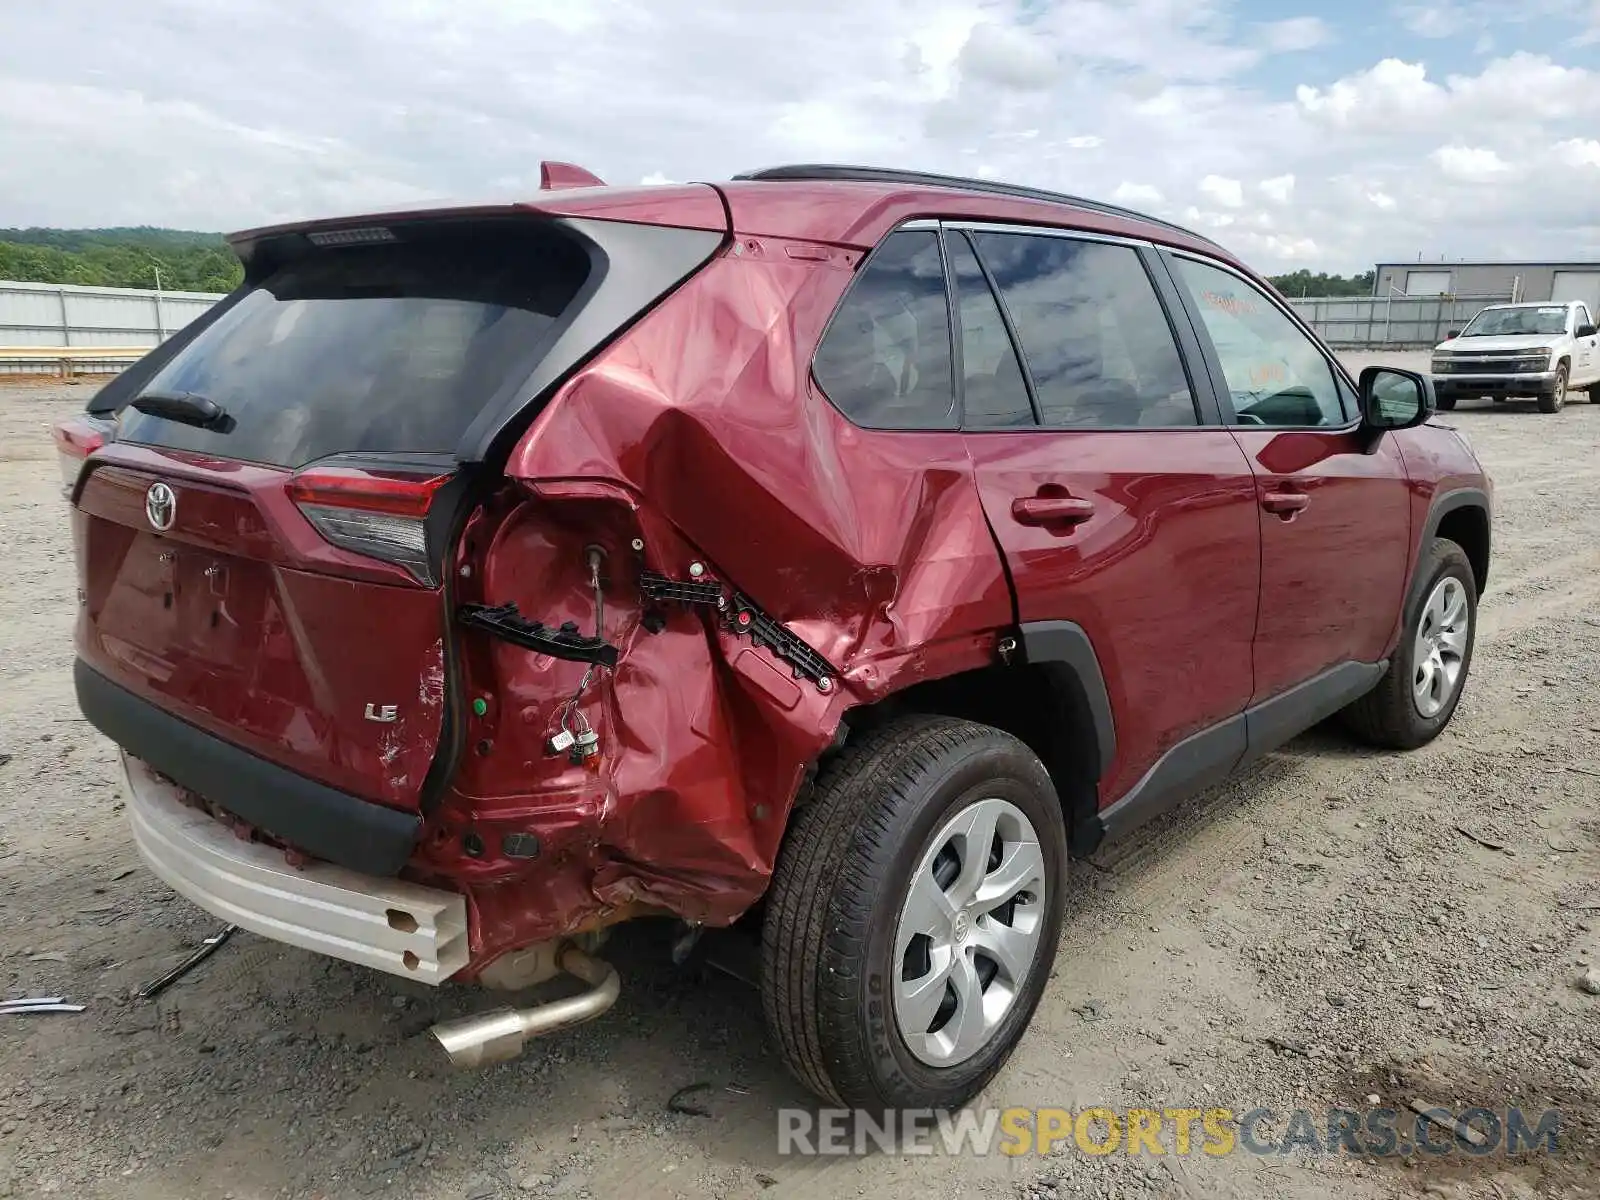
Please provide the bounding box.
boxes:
[431,239,1014,976]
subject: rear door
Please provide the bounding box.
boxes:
[952,225,1262,806]
[73,219,599,812]
[1164,251,1412,702]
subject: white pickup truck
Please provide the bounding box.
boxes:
[1431,300,1600,413]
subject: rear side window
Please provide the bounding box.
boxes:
[115,223,590,468]
[973,233,1198,428]
[813,230,955,429]
[947,232,1034,428]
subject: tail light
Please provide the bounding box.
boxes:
[51,415,112,496]
[288,467,453,586]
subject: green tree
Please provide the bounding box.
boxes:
[1268,269,1376,298]
[0,228,243,292]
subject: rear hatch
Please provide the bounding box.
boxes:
[70,207,723,824]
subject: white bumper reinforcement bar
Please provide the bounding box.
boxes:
[123,752,469,984]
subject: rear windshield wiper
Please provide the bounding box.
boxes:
[129,390,231,431]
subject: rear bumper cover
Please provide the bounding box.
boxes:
[123,751,468,983]
[74,659,419,875]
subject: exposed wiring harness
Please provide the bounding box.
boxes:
[551,548,608,758]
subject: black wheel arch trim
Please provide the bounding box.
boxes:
[1018,620,1115,780]
[1418,485,1491,591]
[74,659,420,876]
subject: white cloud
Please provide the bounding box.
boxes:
[1296,54,1600,133]
[639,171,676,186]
[1063,135,1103,149]
[1367,190,1397,210]
[1431,144,1510,181]
[1553,138,1600,167]
[1243,232,1320,260]
[1398,5,1458,37]
[1199,174,1244,207]
[1257,17,1329,53]
[956,21,1057,91]
[1259,174,1296,204]
[1111,182,1164,205]
[1182,206,1236,229]
[1295,58,1441,129]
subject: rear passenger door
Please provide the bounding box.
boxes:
[1163,252,1411,707]
[951,225,1262,812]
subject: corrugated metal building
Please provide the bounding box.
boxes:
[1374,261,1600,312]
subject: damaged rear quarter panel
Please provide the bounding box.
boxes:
[434,238,1013,971]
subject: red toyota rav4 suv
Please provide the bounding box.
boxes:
[57,164,1491,1112]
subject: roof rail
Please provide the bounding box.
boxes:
[733,164,1221,249]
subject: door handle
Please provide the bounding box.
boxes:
[1012,495,1096,527]
[1261,490,1310,516]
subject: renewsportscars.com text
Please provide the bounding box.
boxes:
[777,1106,1561,1158]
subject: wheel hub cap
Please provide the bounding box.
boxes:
[892,797,1047,1068]
[1412,576,1469,718]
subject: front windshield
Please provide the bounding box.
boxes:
[1460,306,1569,337]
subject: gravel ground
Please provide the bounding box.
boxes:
[2,370,1598,1200]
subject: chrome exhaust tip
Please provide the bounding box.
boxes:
[429,944,620,1070]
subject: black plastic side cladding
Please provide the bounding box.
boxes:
[1090,658,1385,853]
[1018,621,1116,776]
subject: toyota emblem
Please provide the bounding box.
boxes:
[145,482,177,531]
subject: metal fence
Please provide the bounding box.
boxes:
[1288,293,1513,349]
[0,276,1515,367]
[0,278,221,346]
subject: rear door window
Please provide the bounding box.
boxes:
[971,232,1198,428]
[813,230,955,429]
[115,223,591,468]
[946,232,1034,428]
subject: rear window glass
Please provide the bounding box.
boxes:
[115,224,590,468]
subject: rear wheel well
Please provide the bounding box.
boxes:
[835,664,1101,852]
[1435,505,1490,592]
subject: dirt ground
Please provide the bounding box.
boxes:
[2,370,1598,1200]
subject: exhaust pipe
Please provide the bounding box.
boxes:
[430,943,620,1069]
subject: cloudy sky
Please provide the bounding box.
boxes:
[3,0,1599,272]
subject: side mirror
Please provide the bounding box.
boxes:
[1444,330,1460,340]
[1359,366,1433,434]
[1578,323,1597,338]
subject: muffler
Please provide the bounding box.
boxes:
[430,943,620,1069]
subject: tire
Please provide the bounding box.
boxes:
[1590,386,1600,404]
[1342,537,1477,750]
[1435,395,1457,411]
[1537,365,1567,413]
[760,715,1067,1110]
